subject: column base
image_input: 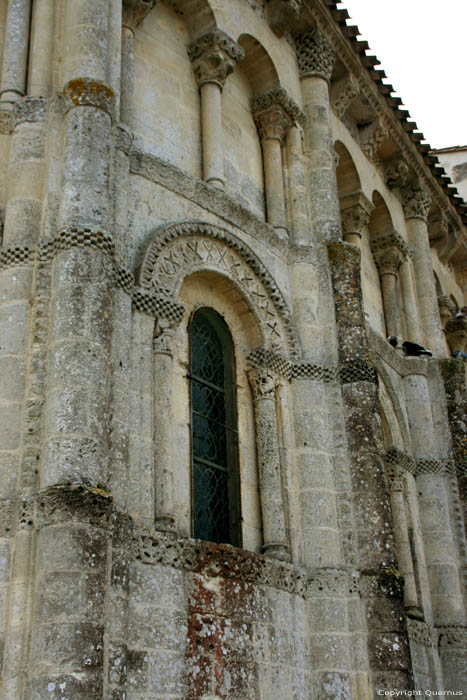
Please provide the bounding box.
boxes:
[273,225,289,241]
[0,90,22,107]
[206,176,225,190]
[262,542,290,561]
[155,515,177,534]
[405,605,424,621]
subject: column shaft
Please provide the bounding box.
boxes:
[0,0,32,102]
[249,369,289,560]
[400,258,422,344]
[381,271,402,338]
[390,477,420,612]
[29,0,54,97]
[200,82,224,189]
[120,26,135,126]
[300,75,340,241]
[262,137,287,232]
[286,124,308,244]
[153,320,178,530]
[406,217,445,355]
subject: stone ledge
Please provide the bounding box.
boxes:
[128,148,287,256]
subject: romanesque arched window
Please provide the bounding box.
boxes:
[189,308,241,546]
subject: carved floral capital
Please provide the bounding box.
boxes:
[401,180,432,221]
[373,245,404,276]
[340,192,374,238]
[295,28,334,82]
[188,29,244,90]
[268,0,303,37]
[251,87,304,142]
[123,0,158,30]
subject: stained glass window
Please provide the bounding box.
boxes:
[189,308,241,546]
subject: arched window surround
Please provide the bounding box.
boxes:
[188,307,242,547]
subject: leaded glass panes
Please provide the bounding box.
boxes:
[190,308,241,546]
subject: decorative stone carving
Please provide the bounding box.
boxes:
[132,289,186,323]
[385,446,417,476]
[0,246,34,270]
[384,156,409,189]
[339,191,374,240]
[268,0,302,36]
[360,119,387,160]
[188,29,244,90]
[445,316,467,354]
[122,0,158,30]
[416,458,449,476]
[133,527,307,596]
[295,28,334,82]
[370,229,412,260]
[62,79,115,117]
[407,619,434,647]
[438,295,456,329]
[373,244,404,276]
[137,221,299,358]
[153,315,179,355]
[251,87,305,141]
[331,73,359,119]
[248,366,276,400]
[401,180,432,221]
[429,212,460,264]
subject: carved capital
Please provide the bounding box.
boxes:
[331,73,359,119]
[63,79,115,117]
[153,315,180,355]
[373,245,404,276]
[401,180,432,221]
[384,156,409,189]
[360,119,387,161]
[251,87,304,142]
[188,29,244,90]
[122,0,158,30]
[295,29,334,82]
[268,0,302,37]
[340,191,374,239]
[371,229,411,273]
[248,367,277,400]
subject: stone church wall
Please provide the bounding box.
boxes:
[0,0,466,698]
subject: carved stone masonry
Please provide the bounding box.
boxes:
[331,73,359,119]
[339,191,374,240]
[373,244,404,276]
[122,0,158,31]
[401,180,432,221]
[295,28,334,82]
[248,367,290,561]
[153,315,179,355]
[251,87,305,142]
[360,119,387,161]
[438,295,456,329]
[268,0,303,37]
[429,211,460,264]
[188,29,244,90]
[384,155,409,190]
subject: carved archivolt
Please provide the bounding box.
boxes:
[137,221,299,358]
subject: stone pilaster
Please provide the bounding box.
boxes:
[328,241,414,692]
[296,28,341,242]
[440,359,467,526]
[188,29,244,189]
[252,88,303,237]
[402,180,446,356]
[248,367,289,561]
[0,0,32,104]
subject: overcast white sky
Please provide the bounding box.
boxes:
[341,0,467,149]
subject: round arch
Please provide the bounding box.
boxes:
[136,220,299,358]
[369,191,394,240]
[335,140,362,198]
[237,34,279,95]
